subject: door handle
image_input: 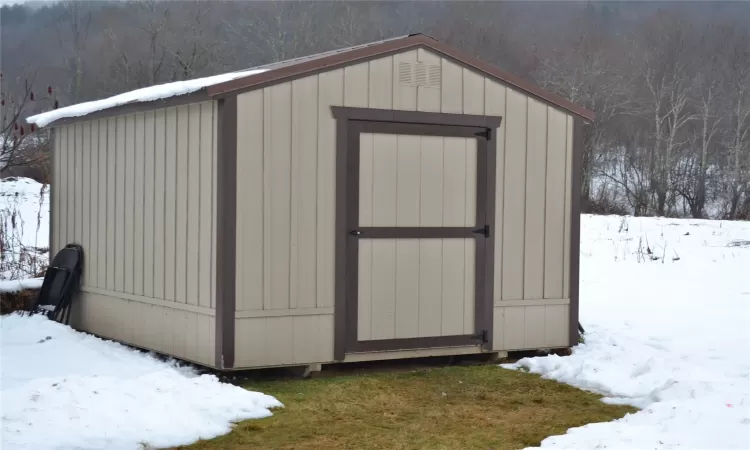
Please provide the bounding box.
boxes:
[472,225,490,237]
[349,229,362,236]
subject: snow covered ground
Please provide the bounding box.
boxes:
[503,215,750,450]
[0,314,282,450]
[0,177,49,280]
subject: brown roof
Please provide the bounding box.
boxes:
[36,33,594,127]
[208,33,595,121]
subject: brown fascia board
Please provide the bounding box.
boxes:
[207,34,595,121]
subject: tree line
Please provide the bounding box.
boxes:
[2,0,749,219]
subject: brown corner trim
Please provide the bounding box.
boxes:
[569,117,583,347]
[39,91,211,128]
[331,106,502,129]
[215,96,238,369]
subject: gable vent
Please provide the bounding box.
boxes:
[398,61,441,89]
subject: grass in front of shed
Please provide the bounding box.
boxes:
[174,364,636,450]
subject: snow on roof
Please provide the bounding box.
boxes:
[26,68,267,128]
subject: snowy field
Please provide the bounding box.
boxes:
[0,314,282,450]
[0,177,50,280]
[504,215,750,449]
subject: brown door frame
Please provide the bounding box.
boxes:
[332,106,501,360]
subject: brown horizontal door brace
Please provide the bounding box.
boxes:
[349,226,490,239]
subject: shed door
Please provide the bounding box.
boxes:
[344,121,494,354]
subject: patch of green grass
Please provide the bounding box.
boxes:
[174,364,635,450]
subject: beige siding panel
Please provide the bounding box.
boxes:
[133,113,145,296]
[266,83,292,310]
[357,239,373,340]
[485,81,507,301]
[418,239,442,337]
[234,315,334,367]
[395,134,421,226]
[81,122,91,287]
[464,139,478,227]
[524,305,546,348]
[371,134,398,226]
[545,304,569,347]
[394,240,419,339]
[198,105,214,308]
[163,108,177,301]
[97,120,108,289]
[185,105,201,305]
[66,125,75,249]
[563,115,574,298]
[441,58,463,114]
[441,239,469,336]
[106,118,117,291]
[74,124,83,250]
[115,116,126,292]
[211,102,218,308]
[73,291,215,366]
[502,306,525,349]
[143,112,155,298]
[236,90,264,311]
[344,62,369,107]
[153,110,167,300]
[174,106,189,303]
[492,307,504,351]
[524,100,548,300]
[501,90,527,300]
[442,137,468,227]
[359,133,375,225]
[544,109,568,299]
[369,240,397,340]
[368,56,393,109]
[292,76,319,309]
[316,69,343,308]
[417,48,441,112]
[55,127,66,255]
[124,114,136,294]
[462,69,485,115]
[419,136,444,226]
[392,50,418,111]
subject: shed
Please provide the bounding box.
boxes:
[28,34,592,371]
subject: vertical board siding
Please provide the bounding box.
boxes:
[54,101,216,306]
[153,109,166,300]
[97,120,108,289]
[186,104,201,305]
[485,80,507,301]
[133,114,145,296]
[236,90,265,312]
[544,109,568,299]
[81,122,91,287]
[291,76,319,309]
[563,116,574,299]
[124,114,135,294]
[164,108,177,301]
[174,106,189,303]
[143,112,155,298]
[523,100,547,300]
[501,90,527,300]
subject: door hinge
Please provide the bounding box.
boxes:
[475,129,491,139]
[472,224,490,238]
[472,329,488,343]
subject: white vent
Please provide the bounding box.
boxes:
[397,61,441,89]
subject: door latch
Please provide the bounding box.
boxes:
[349,229,362,236]
[472,225,490,238]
